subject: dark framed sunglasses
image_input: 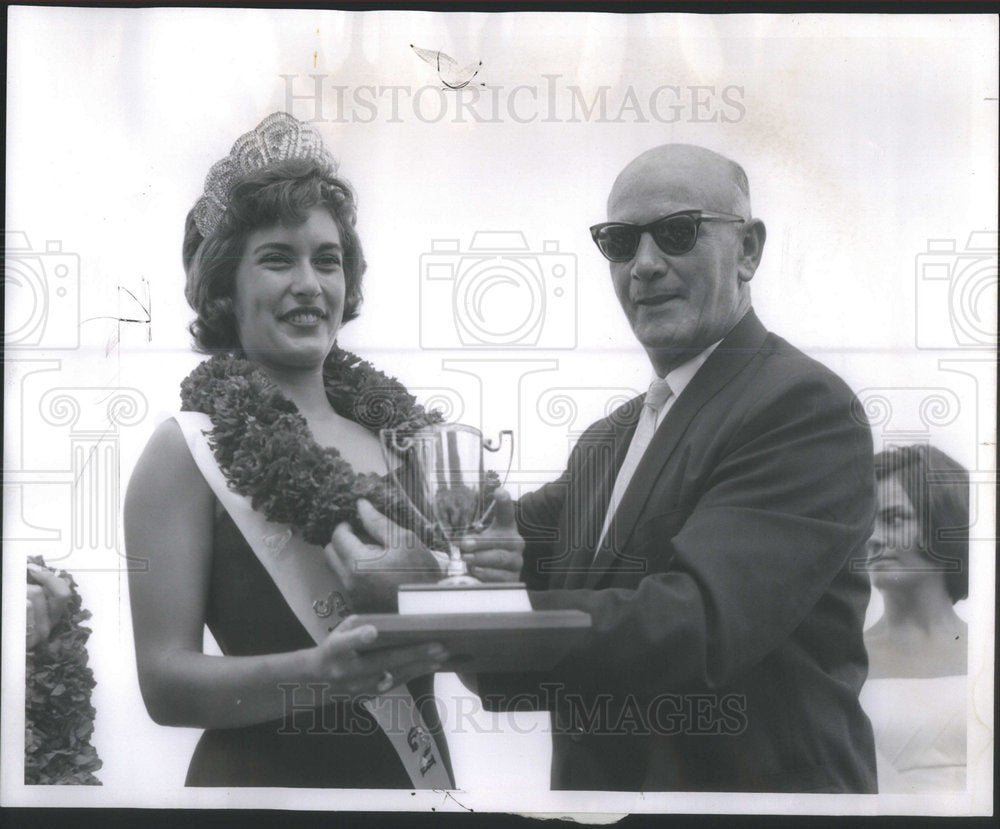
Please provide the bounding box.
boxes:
[589,210,746,262]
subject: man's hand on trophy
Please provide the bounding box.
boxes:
[327,499,442,612]
[459,489,525,582]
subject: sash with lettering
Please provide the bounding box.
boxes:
[174,412,453,789]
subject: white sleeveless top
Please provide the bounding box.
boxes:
[860,674,966,793]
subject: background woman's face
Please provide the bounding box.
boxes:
[232,206,346,374]
[866,474,943,593]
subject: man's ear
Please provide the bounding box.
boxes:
[737,218,766,283]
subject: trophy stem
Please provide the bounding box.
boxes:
[438,545,481,586]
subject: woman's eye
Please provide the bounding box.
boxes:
[315,255,342,270]
[259,253,291,267]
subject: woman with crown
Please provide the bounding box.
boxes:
[124,113,458,788]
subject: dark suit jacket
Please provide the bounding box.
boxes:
[481,311,878,792]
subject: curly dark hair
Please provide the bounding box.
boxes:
[182,157,366,353]
[874,444,970,603]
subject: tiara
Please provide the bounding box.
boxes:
[192,112,337,237]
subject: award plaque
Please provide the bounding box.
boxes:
[354,609,592,673]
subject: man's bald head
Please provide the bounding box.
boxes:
[608,145,751,222]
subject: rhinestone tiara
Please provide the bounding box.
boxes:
[192,112,337,238]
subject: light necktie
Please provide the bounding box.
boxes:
[595,377,674,556]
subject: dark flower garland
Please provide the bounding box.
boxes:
[25,557,103,786]
[179,347,442,547]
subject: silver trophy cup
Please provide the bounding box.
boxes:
[381,424,513,586]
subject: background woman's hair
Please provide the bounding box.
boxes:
[874,444,970,603]
[182,157,366,352]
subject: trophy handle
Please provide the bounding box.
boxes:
[378,428,425,521]
[476,429,515,529]
[483,429,514,489]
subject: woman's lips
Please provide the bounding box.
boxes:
[280,307,327,325]
[867,555,899,567]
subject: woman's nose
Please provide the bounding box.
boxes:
[866,531,884,559]
[290,262,322,297]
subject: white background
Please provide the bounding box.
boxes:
[3,7,996,815]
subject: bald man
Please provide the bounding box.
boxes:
[468,145,879,792]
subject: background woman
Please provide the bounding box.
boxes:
[861,444,969,792]
[125,113,451,788]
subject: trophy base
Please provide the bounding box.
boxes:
[398,582,532,614]
[437,573,482,587]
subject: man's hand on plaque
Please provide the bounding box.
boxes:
[459,489,525,582]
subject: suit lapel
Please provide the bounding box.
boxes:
[584,311,769,589]
[559,398,641,590]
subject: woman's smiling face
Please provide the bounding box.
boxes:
[233,206,346,374]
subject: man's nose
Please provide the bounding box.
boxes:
[630,232,668,282]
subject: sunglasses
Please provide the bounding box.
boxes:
[589,210,746,262]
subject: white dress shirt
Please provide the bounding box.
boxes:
[595,341,721,555]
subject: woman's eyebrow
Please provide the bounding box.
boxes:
[251,241,343,254]
[250,242,293,254]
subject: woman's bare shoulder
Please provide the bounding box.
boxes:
[125,418,211,511]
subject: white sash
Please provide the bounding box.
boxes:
[173,412,452,789]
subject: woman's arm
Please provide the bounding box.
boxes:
[125,419,445,729]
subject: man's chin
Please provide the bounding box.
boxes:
[635,328,686,354]
[640,335,719,373]
[635,321,736,357]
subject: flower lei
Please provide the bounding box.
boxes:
[25,557,103,785]
[180,347,442,547]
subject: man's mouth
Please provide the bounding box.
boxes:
[634,294,680,307]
